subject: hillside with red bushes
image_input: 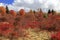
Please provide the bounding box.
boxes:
[0,6,60,40]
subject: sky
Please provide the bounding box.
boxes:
[0,0,60,12]
[0,0,14,4]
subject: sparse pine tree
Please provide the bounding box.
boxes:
[52,9,55,15]
[33,10,36,14]
[40,8,43,13]
[6,6,9,14]
[48,9,51,14]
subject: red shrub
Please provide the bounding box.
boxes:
[0,22,14,37]
[51,32,60,40]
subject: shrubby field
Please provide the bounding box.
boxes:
[0,6,60,40]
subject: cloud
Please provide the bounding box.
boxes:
[0,3,5,6]
[14,0,21,3]
[23,0,34,4]
[0,0,60,12]
[12,0,60,12]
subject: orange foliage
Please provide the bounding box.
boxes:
[0,6,6,15]
[19,9,25,16]
[9,10,17,16]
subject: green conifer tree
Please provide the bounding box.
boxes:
[6,6,9,14]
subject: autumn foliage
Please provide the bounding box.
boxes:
[19,9,25,16]
[0,6,60,40]
[9,10,17,16]
[0,6,6,15]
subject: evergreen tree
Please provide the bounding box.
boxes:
[40,8,42,13]
[52,9,55,15]
[48,9,51,14]
[33,10,36,14]
[6,6,9,13]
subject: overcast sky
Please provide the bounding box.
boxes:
[0,0,60,12]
